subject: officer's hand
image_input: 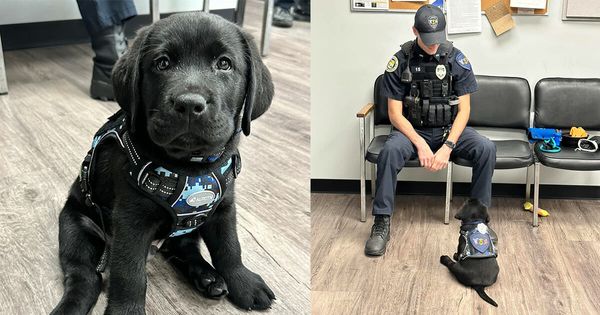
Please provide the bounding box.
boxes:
[417,145,435,171]
[432,146,452,171]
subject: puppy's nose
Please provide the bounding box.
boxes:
[173,93,207,116]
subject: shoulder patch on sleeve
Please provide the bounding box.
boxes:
[386,55,399,73]
[455,51,472,70]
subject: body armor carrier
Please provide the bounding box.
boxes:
[400,40,459,127]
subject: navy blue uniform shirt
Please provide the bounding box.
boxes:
[382,40,478,101]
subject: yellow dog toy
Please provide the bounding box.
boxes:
[570,127,587,138]
[523,202,550,217]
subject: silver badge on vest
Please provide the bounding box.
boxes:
[435,65,447,80]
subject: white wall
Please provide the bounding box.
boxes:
[311,0,600,186]
[0,0,237,25]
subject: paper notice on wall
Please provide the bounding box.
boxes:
[484,0,515,36]
[352,0,388,10]
[446,0,482,34]
[510,0,546,9]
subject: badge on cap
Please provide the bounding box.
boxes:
[386,55,399,73]
[428,16,439,30]
[456,52,472,70]
[435,65,446,80]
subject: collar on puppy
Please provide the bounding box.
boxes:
[458,221,498,261]
[79,110,242,272]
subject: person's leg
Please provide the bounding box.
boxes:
[77,0,136,35]
[451,127,496,207]
[365,129,419,256]
[372,130,418,216]
[273,0,294,28]
[77,0,137,100]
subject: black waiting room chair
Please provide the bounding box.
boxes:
[531,78,600,226]
[450,75,535,221]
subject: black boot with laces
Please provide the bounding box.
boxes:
[364,215,390,256]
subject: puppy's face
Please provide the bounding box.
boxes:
[454,199,490,223]
[113,13,273,160]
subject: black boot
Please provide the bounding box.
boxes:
[272,6,293,28]
[364,215,390,256]
[90,24,127,101]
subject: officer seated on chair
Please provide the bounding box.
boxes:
[365,5,497,256]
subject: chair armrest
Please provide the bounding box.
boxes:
[356,103,374,118]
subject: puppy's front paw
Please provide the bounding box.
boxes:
[222,267,275,310]
[440,255,452,266]
[188,264,228,299]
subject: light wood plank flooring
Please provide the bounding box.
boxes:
[312,193,600,315]
[0,1,309,314]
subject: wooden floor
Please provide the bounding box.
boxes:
[0,1,309,314]
[312,193,600,315]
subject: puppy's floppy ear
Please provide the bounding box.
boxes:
[112,26,152,133]
[238,29,274,136]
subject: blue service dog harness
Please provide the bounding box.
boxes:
[458,220,498,261]
[79,111,241,272]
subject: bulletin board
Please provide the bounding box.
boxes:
[351,0,548,15]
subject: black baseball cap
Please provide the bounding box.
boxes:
[414,5,446,46]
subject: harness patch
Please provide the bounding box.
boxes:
[456,51,472,70]
[469,230,491,253]
[173,174,222,213]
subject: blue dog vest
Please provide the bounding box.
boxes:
[79,111,241,244]
[458,221,498,261]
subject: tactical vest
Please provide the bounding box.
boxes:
[458,221,498,261]
[400,40,459,127]
[79,111,241,271]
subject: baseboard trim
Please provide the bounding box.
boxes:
[0,9,236,51]
[311,179,600,199]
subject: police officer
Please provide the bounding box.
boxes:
[364,5,496,256]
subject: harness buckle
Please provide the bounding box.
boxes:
[186,212,209,228]
[84,193,94,207]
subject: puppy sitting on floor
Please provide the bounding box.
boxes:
[51,13,275,314]
[440,199,500,307]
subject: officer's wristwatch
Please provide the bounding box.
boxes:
[444,140,456,150]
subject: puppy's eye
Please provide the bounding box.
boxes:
[155,56,171,71]
[216,57,232,71]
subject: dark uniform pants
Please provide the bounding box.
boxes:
[373,127,496,216]
[77,0,137,35]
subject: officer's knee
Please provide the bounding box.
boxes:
[480,138,496,157]
[380,138,412,161]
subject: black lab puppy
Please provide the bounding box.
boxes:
[51,13,275,314]
[440,199,500,307]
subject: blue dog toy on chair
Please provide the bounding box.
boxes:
[539,138,561,153]
[528,128,562,153]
